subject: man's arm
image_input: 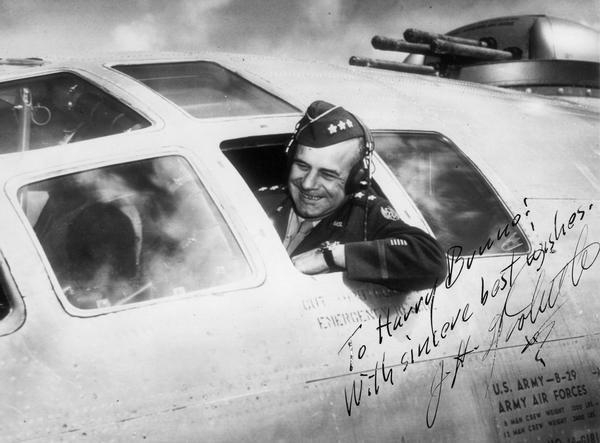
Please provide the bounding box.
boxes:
[292,197,447,291]
[344,231,446,291]
[343,199,446,291]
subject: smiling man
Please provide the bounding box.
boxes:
[271,100,446,291]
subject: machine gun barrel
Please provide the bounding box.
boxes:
[404,28,487,47]
[431,39,513,60]
[371,36,434,55]
[349,56,437,75]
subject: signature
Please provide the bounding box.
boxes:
[486,224,600,365]
[426,336,479,428]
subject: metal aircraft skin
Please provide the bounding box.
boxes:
[0,52,598,442]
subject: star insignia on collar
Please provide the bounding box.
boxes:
[327,124,338,134]
[337,120,346,130]
[354,191,364,198]
[368,195,376,201]
[346,119,354,128]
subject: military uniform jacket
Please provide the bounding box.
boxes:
[270,189,447,291]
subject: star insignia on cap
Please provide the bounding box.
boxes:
[368,195,376,201]
[354,191,364,198]
[337,120,346,130]
[346,119,353,128]
[327,124,338,134]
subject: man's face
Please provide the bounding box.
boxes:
[288,138,361,219]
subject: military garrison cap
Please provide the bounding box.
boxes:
[295,100,364,148]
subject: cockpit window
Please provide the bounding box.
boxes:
[19,156,252,311]
[113,61,299,118]
[376,132,529,256]
[0,72,150,155]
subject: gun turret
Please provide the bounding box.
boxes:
[371,36,434,56]
[431,39,513,60]
[351,15,600,99]
[371,34,512,61]
[404,28,487,47]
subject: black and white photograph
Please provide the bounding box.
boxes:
[1,0,599,441]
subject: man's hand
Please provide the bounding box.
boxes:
[292,248,328,274]
[292,244,346,274]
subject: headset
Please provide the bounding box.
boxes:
[285,109,375,195]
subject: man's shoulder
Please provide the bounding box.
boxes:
[347,189,402,222]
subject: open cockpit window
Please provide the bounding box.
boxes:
[0,72,150,155]
[376,132,529,256]
[19,156,252,312]
[221,134,291,213]
[113,61,299,118]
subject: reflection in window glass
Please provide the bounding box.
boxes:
[20,156,251,310]
[114,62,299,118]
[376,132,528,256]
[0,73,150,155]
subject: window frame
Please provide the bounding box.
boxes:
[372,129,532,258]
[0,68,156,151]
[5,148,265,317]
[109,60,301,121]
[0,250,26,336]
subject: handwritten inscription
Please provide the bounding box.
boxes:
[344,352,394,416]
[338,201,599,437]
[446,205,592,290]
[376,286,473,372]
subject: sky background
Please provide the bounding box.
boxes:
[1,0,599,64]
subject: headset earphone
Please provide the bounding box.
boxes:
[285,109,375,195]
